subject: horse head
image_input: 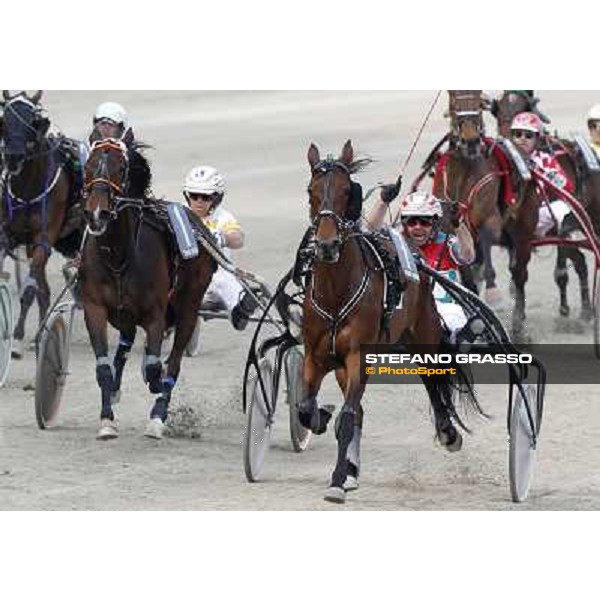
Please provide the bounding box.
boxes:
[0,90,49,175]
[447,90,485,159]
[307,140,359,264]
[83,138,129,236]
[494,91,539,138]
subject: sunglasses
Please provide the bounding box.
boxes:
[187,193,215,203]
[403,216,434,227]
[511,130,537,140]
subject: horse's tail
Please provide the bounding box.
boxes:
[438,364,489,433]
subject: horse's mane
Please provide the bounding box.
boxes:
[348,157,373,175]
[128,141,153,198]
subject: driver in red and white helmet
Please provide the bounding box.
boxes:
[183,165,257,330]
[510,112,576,237]
[369,188,479,344]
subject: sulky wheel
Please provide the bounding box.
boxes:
[508,383,539,503]
[0,282,13,388]
[243,358,274,482]
[284,348,311,453]
[35,310,70,429]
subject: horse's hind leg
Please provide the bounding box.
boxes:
[12,245,48,358]
[83,302,118,439]
[554,247,570,317]
[111,327,137,404]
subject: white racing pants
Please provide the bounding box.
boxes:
[437,301,468,336]
[203,267,244,313]
[536,199,571,238]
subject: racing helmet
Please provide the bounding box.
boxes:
[587,104,600,124]
[510,111,543,135]
[399,191,443,219]
[183,165,226,206]
[94,102,128,128]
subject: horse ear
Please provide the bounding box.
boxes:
[341,140,353,165]
[2,90,10,101]
[308,143,320,168]
[121,127,135,148]
[30,90,43,104]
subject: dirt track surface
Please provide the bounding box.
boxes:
[2,90,600,510]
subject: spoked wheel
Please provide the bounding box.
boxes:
[243,358,274,482]
[35,310,69,429]
[285,348,311,453]
[594,273,600,359]
[508,383,539,503]
[0,282,13,388]
[185,318,202,357]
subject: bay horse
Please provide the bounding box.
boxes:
[493,90,600,321]
[0,90,82,358]
[299,140,481,503]
[433,90,504,303]
[81,136,216,440]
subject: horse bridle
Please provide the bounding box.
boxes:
[84,138,130,204]
[309,158,356,240]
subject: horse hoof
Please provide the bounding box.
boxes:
[11,339,24,360]
[144,417,164,440]
[97,419,119,440]
[580,308,594,323]
[324,486,346,504]
[344,475,360,492]
[484,287,503,307]
[446,430,463,453]
[559,306,570,318]
[438,427,462,452]
[111,390,121,405]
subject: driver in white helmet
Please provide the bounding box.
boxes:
[587,104,600,158]
[90,101,132,143]
[183,165,257,330]
[370,189,479,344]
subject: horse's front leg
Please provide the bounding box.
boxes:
[83,302,118,440]
[509,235,532,341]
[554,247,570,317]
[110,326,137,405]
[298,351,333,435]
[324,351,365,504]
[335,366,363,492]
[141,308,168,438]
[12,244,49,358]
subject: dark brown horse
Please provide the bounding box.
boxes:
[81,137,216,440]
[493,90,600,321]
[0,90,82,358]
[299,140,477,503]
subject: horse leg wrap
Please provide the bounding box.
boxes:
[20,275,38,304]
[96,357,115,420]
[346,425,362,476]
[142,354,163,394]
[150,397,170,423]
[112,336,134,391]
[330,408,355,489]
